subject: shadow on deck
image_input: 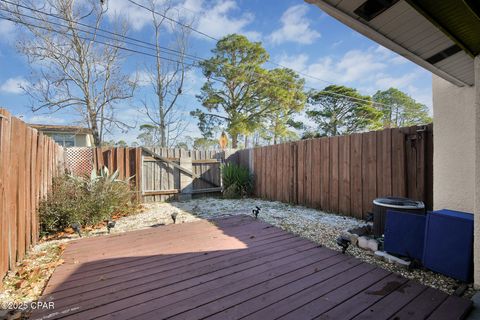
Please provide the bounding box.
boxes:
[30,215,472,320]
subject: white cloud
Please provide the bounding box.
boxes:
[269,5,320,45]
[131,70,153,87]
[28,115,67,125]
[0,20,14,34]
[276,48,386,84]
[107,0,260,41]
[336,50,385,82]
[375,72,418,89]
[0,77,28,94]
[105,0,151,31]
[274,47,429,107]
[275,53,309,72]
[192,0,259,40]
[0,20,16,42]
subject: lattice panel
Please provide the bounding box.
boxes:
[65,147,94,176]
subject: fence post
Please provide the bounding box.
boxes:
[248,148,254,173]
[178,152,193,201]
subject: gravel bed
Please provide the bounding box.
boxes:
[1,197,475,313]
[168,197,476,298]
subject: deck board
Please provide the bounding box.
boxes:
[30,215,472,320]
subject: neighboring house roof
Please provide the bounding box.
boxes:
[29,124,92,135]
[305,0,480,86]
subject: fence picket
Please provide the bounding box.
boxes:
[237,124,432,219]
[0,109,64,278]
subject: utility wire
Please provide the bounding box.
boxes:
[126,0,217,41]
[0,4,396,108]
[0,0,204,63]
[122,0,403,107]
[0,14,199,67]
[0,8,198,63]
[125,0,337,86]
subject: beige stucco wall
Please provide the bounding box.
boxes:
[433,61,479,287]
[474,56,480,288]
[432,74,476,212]
[74,134,94,147]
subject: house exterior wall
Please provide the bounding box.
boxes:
[474,56,480,289]
[432,74,476,213]
[74,134,93,147]
[42,131,93,147]
[433,60,479,287]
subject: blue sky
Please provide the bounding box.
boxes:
[0,0,432,143]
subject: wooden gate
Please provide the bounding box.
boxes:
[84,147,224,202]
[141,148,223,202]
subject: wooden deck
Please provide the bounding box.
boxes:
[31,215,472,320]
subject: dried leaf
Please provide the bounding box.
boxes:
[64,227,74,234]
[14,280,27,289]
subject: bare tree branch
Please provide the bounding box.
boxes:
[3,0,136,146]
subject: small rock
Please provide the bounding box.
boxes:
[367,239,379,252]
[0,310,10,319]
[349,225,371,237]
[349,233,359,246]
[357,236,369,250]
[7,311,22,320]
[374,251,411,268]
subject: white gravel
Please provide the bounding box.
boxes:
[137,197,475,298]
[2,196,475,309]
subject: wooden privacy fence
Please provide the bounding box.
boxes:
[66,147,229,202]
[237,124,433,219]
[0,109,65,279]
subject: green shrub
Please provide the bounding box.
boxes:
[222,163,253,198]
[39,168,136,235]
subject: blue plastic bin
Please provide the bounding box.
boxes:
[384,210,426,260]
[423,209,474,282]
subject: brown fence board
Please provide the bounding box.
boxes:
[320,137,330,212]
[377,129,392,198]
[311,139,321,208]
[0,109,64,279]
[362,131,377,217]
[297,141,305,205]
[338,135,350,216]
[305,140,313,207]
[392,127,406,197]
[240,125,432,220]
[330,136,340,214]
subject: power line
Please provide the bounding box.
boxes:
[124,0,341,86]
[0,0,204,63]
[126,0,217,41]
[123,0,402,108]
[0,13,388,107]
[0,14,199,67]
[0,5,398,108]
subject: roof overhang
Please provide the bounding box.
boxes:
[305,0,480,87]
[29,124,92,134]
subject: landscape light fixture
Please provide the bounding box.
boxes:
[252,206,261,219]
[107,220,116,233]
[336,235,351,254]
[72,223,82,237]
[171,212,178,224]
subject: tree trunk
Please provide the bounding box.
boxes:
[160,115,166,147]
[89,112,102,147]
[232,134,238,149]
[91,126,101,147]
